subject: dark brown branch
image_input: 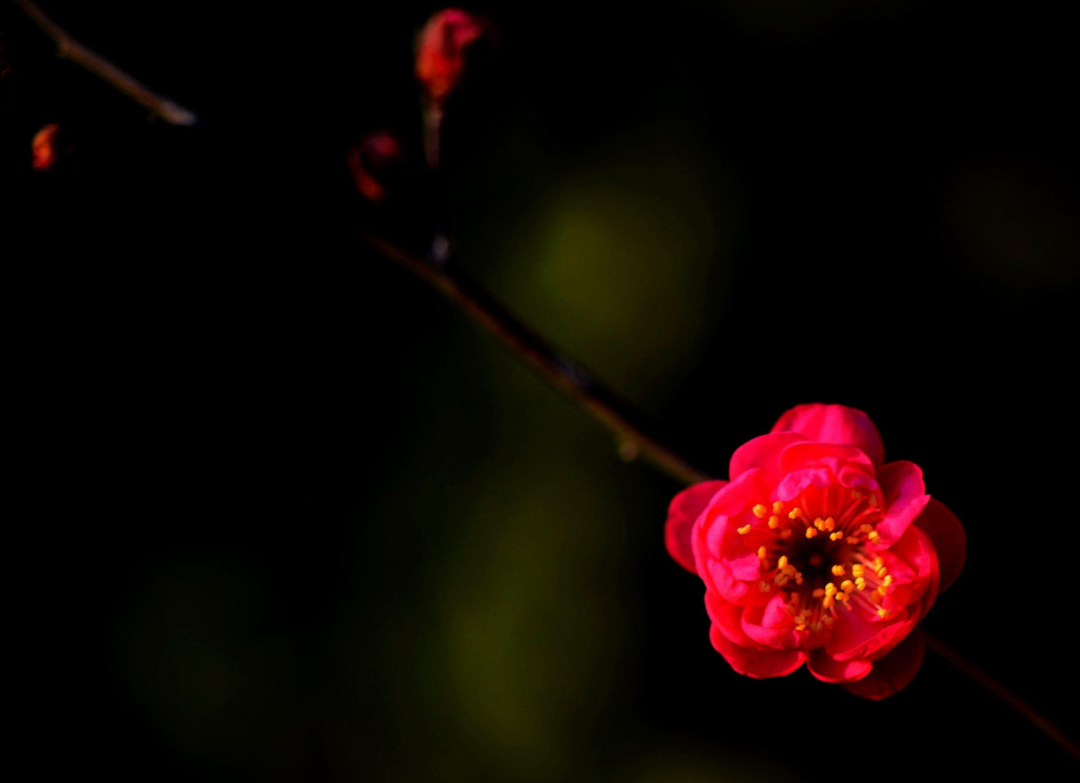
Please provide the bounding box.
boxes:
[358,232,714,487]
[924,632,1080,763]
[14,0,198,126]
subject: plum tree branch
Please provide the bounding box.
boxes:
[13,0,198,125]
[358,232,714,487]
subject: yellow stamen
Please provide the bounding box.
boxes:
[830,531,843,541]
[881,575,893,587]
[868,531,881,544]
[855,577,866,590]
[841,580,855,594]
[877,566,889,578]
[753,504,768,519]
[737,524,751,535]
[772,501,784,514]
[823,595,835,609]
[831,565,846,577]
[768,515,780,529]
[778,555,789,569]
[814,517,825,530]
[824,583,837,596]
[757,546,767,559]
[852,564,865,578]
[789,507,804,520]
[877,608,889,618]
[805,527,818,539]
[860,524,874,533]
[824,517,836,531]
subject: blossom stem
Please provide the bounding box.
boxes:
[924,632,1080,762]
[358,232,714,486]
[13,0,198,125]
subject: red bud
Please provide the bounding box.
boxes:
[415,9,487,106]
[31,124,62,171]
[347,132,405,202]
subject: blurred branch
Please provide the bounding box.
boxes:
[13,0,198,125]
[358,232,714,487]
[924,632,1080,763]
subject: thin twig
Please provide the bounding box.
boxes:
[924,632,1080,762]
[358,232,714,487]
[13,0,198,125]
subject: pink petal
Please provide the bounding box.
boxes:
[771,403,886,467]
[740,594,803,650]
[705,591,756,648]
[807,649,873,683]
[826,605,916,662]
[709,625,806,679]
[729,432,807,480]
[705,556,751,604]
[874,461,930,547]
[881,526,939,618]
[665,480,728,573]
[842,628,926,700]
[777,441,875,476]
[914,498,966,593]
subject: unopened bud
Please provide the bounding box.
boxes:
[415,9,488,106]
[31,124,64,171]
[347,132,405,202]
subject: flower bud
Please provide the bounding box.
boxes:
[347,132,405,202]
[31,124,63,171]
[415,9,487,106]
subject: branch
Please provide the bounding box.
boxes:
[924,632,1080,763]
[358,232,714,487]
[13,0,198,126]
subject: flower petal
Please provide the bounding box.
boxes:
[665,480,728,573]
[709,625,806,679]
[771,403,885,467]
[874,461,930,547]
[826,605,916,662]
[729,432,808,480]
[705,591,755,648]
[881,525,939,619]
[914,498,966,593]
[741,594,803,650]
[842,628,926,700]
[807,649,873,683]
[704,550,751,604]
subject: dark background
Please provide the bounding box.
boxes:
[3,1,1078,781]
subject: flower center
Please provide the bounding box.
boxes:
[740,489,895,631]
